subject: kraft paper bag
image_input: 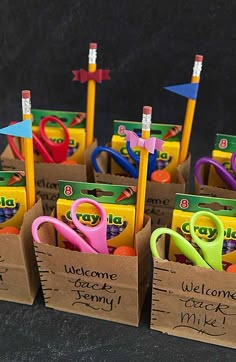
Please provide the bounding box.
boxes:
[94,154,191,229]
[195,163,236,200]
[0,140,97,215]
[150,238,236,349]
[0,199,43,305]
[33,215,151,326]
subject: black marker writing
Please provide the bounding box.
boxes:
[179,297,236,316]
[68,278,116,293]
[72,289,121,312]
[182,281,236,301]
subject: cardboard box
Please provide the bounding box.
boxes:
[33,215,151,326]
[151,255,236,349]
[0,199,43,305]
[0,140,97,215]
[94,153,191,229]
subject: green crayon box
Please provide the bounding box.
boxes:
[0,171,27,231]
[56,181,137,251]
[111,120,182,182]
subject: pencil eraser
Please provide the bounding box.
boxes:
[22,90,31,99]
[195,54,203,62]
[143,106,152,115]
[89,43,97,50]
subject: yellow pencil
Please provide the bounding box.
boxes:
[178,54,203,164]
[86,42,97,148]
[22,90,35,209]
[135,106,152,234]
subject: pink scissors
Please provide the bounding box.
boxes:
[32,198,109,254]
[8,116,70,163]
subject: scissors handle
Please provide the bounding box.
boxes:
[126,141,157,180]
[150,227,210,268]
[32,216,98,253]
[190,211,224,271]
[70,198,109,254]
[195,157,236,191]
[39,116,70,163]
[91,146,138,178]
[230,152,236,175]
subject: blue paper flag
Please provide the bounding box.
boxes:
[164,82,199,100]
[0,120,32,138]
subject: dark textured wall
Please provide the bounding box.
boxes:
[0,0,236,156]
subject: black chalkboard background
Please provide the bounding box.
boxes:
[0,1,236,360]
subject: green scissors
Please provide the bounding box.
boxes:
[150,210,224,271]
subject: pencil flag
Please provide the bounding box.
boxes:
[72,69,111,83]
[164,82,199,100]
[0,120,32,138]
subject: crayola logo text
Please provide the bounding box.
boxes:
[65,211,123,226]
[120,147,170,160]
[49,137,76,147]
[181,222,236,240]
[0,196,16,208]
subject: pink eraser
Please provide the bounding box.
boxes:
[195,54,203,62]
[143,106,152,115]
[89,43,97,50]
[22,90,31,99]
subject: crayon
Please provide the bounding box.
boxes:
[116,186,137,202]
[163,125,182,140]
[69,112,86,127]
[7,171,25,186]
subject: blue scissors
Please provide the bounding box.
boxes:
[92,141,157,180]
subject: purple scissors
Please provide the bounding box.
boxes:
[32,198,109,254]
[194,152,236,191]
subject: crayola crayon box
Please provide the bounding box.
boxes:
[31,109,86,164]
[110,120,182,182]
[168,193,236,269]
[208,133,236,188]
[0,171,27,231]
[56,181,136,251]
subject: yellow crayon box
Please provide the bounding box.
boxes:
[31,109,86,164]
[208,133,236,188]
[0,171,27,231]
[168,193,236,269]
[111,120,182,182]
[56,181,136,251]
